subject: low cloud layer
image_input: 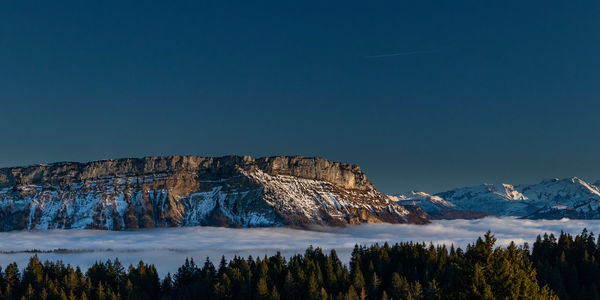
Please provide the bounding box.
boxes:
[0,217,598,275]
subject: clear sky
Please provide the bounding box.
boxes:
[1,1,599,194]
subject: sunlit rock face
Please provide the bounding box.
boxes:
[0,156,427,231]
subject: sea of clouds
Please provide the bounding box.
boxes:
[1,217,599,276]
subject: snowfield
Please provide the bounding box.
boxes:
[1,217,600,275]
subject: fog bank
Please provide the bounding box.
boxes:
[0,217,597,275]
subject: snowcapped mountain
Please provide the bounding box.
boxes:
[520,177,600,219]
[0,156,427,231]
[391,191,491,220]
[390,191,455,212]
[436,183,535,216]
[395,177,600,219]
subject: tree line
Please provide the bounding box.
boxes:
[532,228,600,299]
[1,230,599,299]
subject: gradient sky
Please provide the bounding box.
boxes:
[1,1,599,194]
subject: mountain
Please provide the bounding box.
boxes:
[436,183,534,216]
[520,177,600,219]
[390,192,492,220]
[0,156,427,231]
[390,191,455,212]
[396,177,600,219]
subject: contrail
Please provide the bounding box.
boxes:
[365,49,440,58]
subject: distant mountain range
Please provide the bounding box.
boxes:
[2,155,598,232]
[393,177,600,220]
[0,156,427,231]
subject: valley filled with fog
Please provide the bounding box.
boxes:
[1,217,598,275]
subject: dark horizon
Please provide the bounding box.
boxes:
[1,1,599,194]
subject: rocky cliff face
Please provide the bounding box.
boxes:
[0,156,427,231]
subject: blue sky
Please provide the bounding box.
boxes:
[1,1,599,193]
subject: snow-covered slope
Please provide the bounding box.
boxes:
[391,191,455,212]
[391,191,492,220]
[436,183,535,216]
[0,156,427,231]
[520,177,600,219]
[397,177,600,219]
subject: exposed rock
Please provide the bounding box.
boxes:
[0,156,427,231]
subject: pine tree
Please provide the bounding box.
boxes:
[256,277,269,300]
[390,273,410,300]
[345,285,359,300]
[350,261,365,296]
[270,285,281,300]
[96,282,105,300]
[304,272,320,300]
[410,281,423,300]
[471,263,494,299]
[59,288,67,300]
[25,283,33,300]
[426,279,441,300]
[23,255,43,293]
[218,256,228,277]
[173,257,199,290]
[324,257,338,293]
[283,270,295,299]
[160,273,172,297]
[5,262,20,299]
[380,290,388,300]
[368,272,380,299]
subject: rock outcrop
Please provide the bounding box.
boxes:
[0,156,427,231]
